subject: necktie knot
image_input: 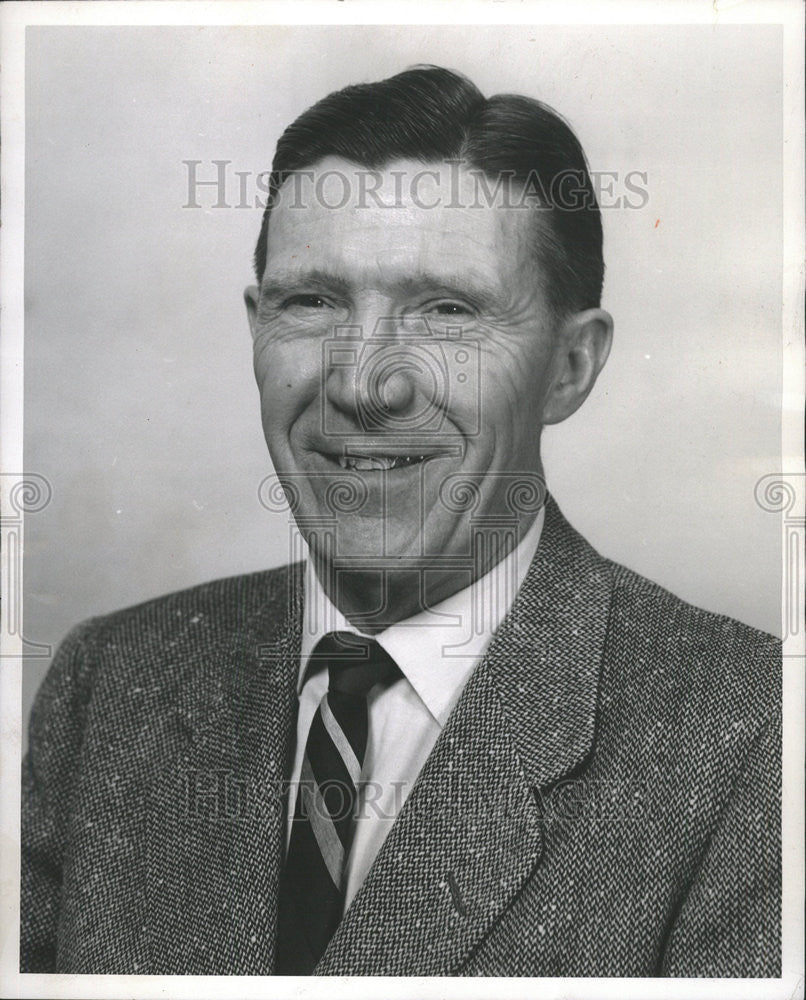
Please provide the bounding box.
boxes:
[313,630,400,696]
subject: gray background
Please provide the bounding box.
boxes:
[23,24,783,739]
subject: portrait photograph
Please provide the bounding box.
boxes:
[1,2,802,999]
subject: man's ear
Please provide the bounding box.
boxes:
[244,285,260,340]
[541,308,613,425]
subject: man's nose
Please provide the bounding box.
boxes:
[325,336,418,428]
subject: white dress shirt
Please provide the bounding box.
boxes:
[286,507,544,908]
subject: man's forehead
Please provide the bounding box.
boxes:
[264,156,536,278]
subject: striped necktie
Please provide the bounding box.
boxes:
[274,631,400,975]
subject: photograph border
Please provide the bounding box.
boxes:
[1,2,803,998]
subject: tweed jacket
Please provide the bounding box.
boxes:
[21,498,781,976]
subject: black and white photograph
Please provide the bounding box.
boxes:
[1,2,803,997]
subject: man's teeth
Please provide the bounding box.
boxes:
[337,455,427,471]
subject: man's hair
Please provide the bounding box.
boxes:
[253,65,603,320]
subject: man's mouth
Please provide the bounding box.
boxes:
[337,454,428,471]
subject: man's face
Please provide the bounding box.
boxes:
[247,157,564,594]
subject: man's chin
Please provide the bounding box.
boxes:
[307,519,420,569]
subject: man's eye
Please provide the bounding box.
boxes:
[285,294,330,309]
[429,301,473,316]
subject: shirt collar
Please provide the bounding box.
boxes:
[299,506,544,726]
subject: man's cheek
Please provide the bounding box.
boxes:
[252,330,279,381]
[253,338,302,393]
[481,338,551,400]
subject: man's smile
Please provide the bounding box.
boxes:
[337,454,429,471]
[318,446,459,473]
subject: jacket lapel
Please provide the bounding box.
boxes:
[145,566,303,974]
[486,497,613,792]
[316,497,613,975]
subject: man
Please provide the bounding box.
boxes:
[21,66,780,977]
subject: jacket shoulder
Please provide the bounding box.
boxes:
[75,563,296,645]
[603,558,780,718]
[29,564,299,732]
[607,558,779,645]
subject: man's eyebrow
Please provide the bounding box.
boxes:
[392,272,502,306]
[259,267,504,308]
[259,268,351,300]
